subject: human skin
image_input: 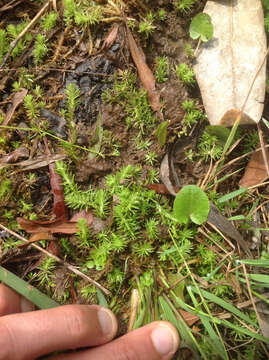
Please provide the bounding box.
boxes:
[0,284,180,360]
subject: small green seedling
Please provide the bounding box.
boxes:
[205,126,231,145]
[190,13,214,56]
[155,56,169,83]
[173,185,210,225]
[175,0,196,13]
[177,63,195,86]
[138,13,156,39]
[155,121,168,147]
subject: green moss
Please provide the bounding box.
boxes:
[175,0,197,13]
[0,179,11,199]
[138,13,156,38]
[177,63,195,85]
[155,56,169,83]
[33,34,48,64]
[41,11,58,31]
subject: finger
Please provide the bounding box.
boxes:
[0,284,34,316]
[0,304,118,359]
[49,321,180,360]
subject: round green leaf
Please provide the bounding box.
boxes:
[189,13,214,42]
[173,185,210,225]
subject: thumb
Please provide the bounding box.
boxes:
[49,321,180,360]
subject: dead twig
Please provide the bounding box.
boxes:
[214,143,269,179]
[0,67,112,77]
[0,0,24,12]
[53,26,69,63]
[242,263,261,324]
[257,122,269,177]
[52,0,58,13]
[0,0,51,69]
[62,29,85,60]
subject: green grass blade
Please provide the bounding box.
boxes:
[217,188,248,203]
[220,318,269,344]
[96,288,108,308]
[190,287,256,326]
[247,274,269,283]
[0,266,59,309]
[187,287,228,360]
[251,290,269,305]
[239,259,269,268]
[172,293,219,324]
[222,117,240,156]
[238,277,269,288]
[133,305,146,329]
[207,168,243,190]
[228,215,245,221]
[158,296,203,360]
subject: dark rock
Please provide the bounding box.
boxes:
[40,108,67,139]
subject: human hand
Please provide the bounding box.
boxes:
[0,284,179,360]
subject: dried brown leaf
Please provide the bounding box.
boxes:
[178,309,200,327]
[70,210,94,224]
[239,148,269,187]
[44,138,67,219]
[126,26,162,118]
[49,163,67,219]
[0,154,65,170]
[102,23,119,50]
[159,154,177,196]
[3,88,27,125]
[194,0,266,125]
[17,211,93,234]
[208,203,251,257]
[146,183,180,195]
[0,147,29,164]
[19,232,55,248]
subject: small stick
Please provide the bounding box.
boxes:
[241,45,269,113]
[242,264,261,324]
[257,122,269,176]
[214,143,269,178]
[0,223,111,295]
[0,67,111,77]
[63,29,85,60]
[199,226,231,255]
[88,27,93,56]
[52,0,58,13]
[0,0,24,12]
[53,26,69,63]
[0,0,51,69]
[200,147,214,190]
[193,37,202,58]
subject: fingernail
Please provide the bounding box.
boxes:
[20,297,35,312]
[151,324,179,356]
[98,308,116,337]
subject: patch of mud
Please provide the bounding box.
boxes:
[60,44,120,124]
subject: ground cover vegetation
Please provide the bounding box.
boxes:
[1,0,269,359]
